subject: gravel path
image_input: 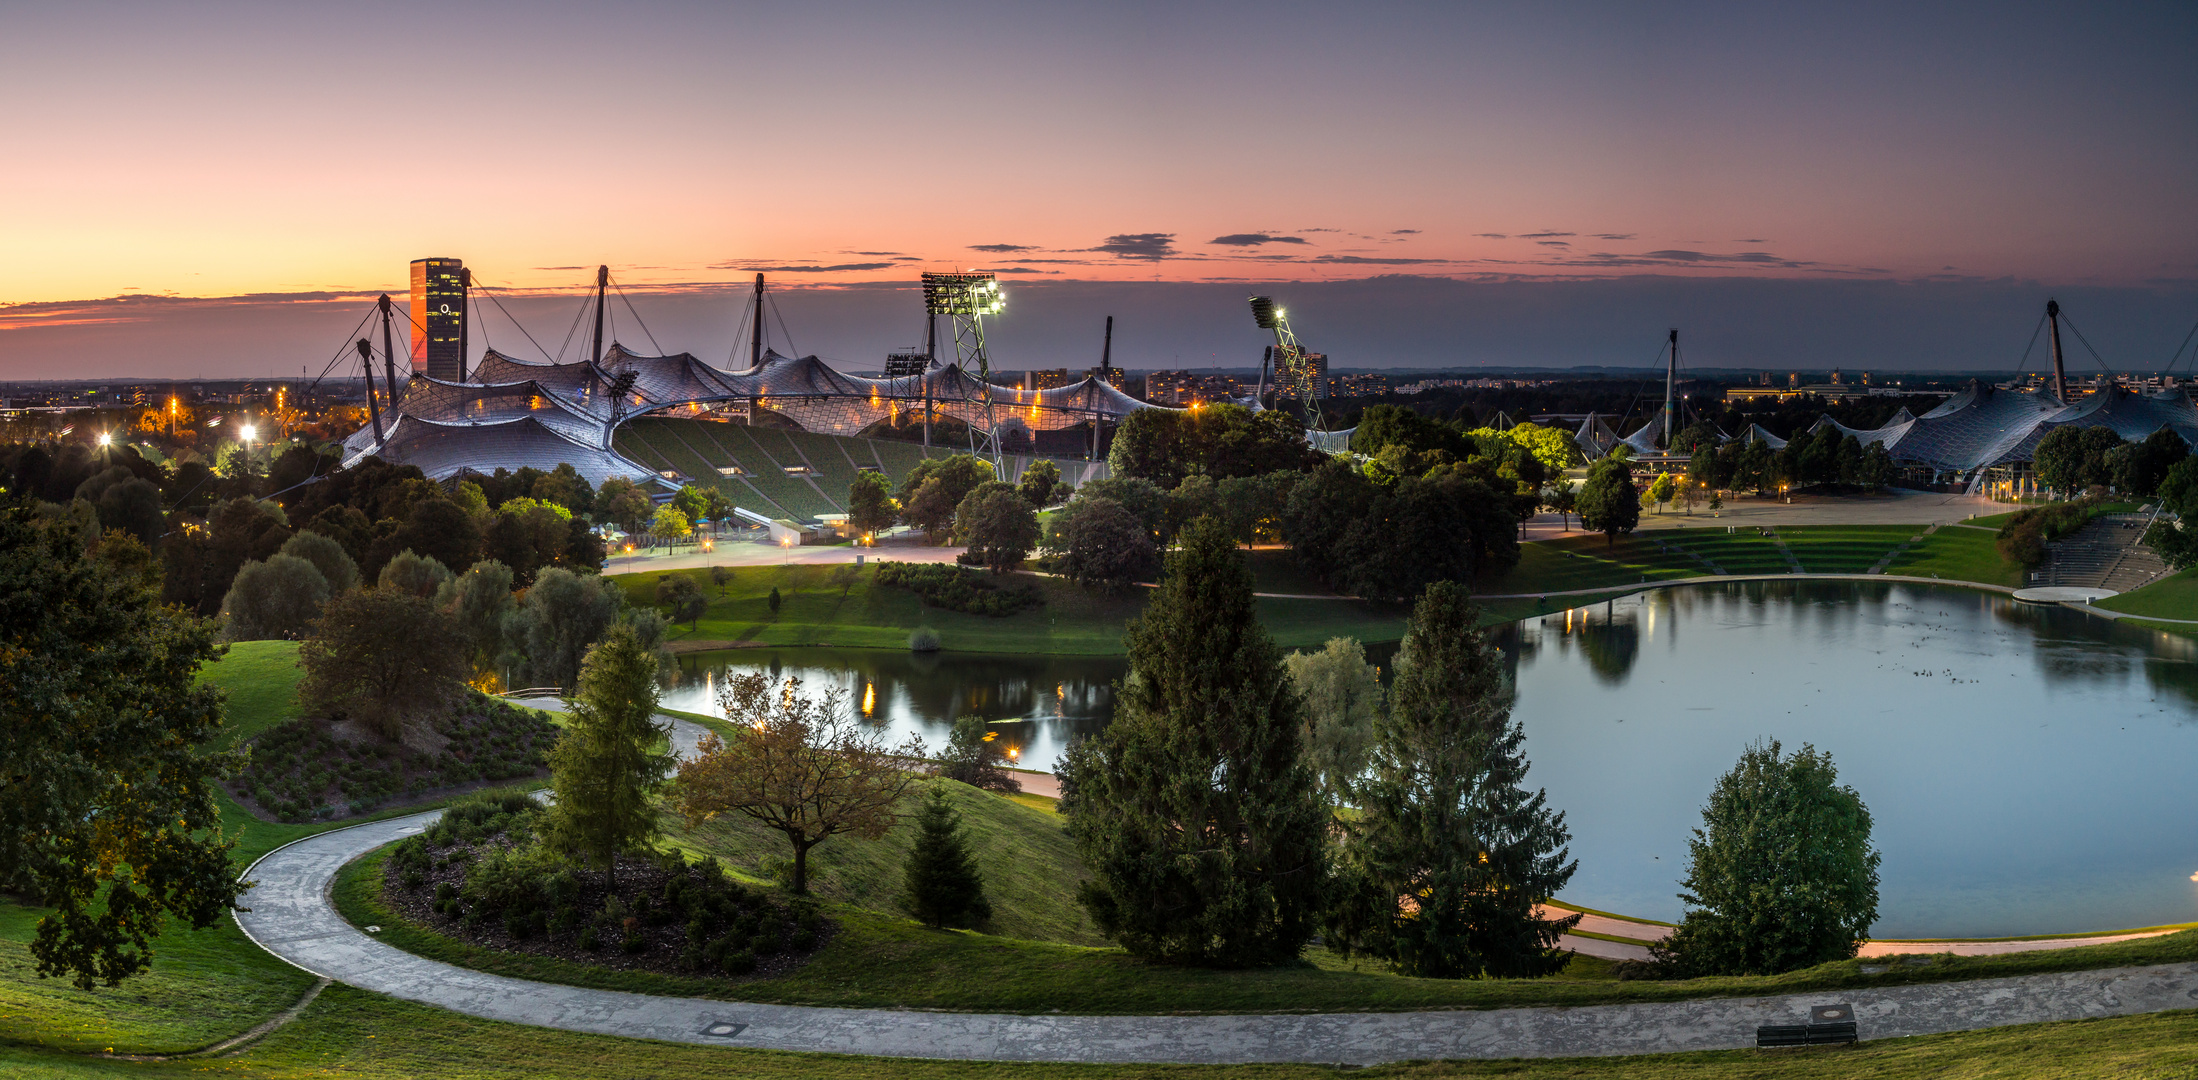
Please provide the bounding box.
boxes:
[233,807,2198,1064]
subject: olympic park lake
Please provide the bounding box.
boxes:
[663,580,2198,939]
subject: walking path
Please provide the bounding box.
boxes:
[232,809,2198,1064]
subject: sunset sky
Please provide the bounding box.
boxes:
[4,1,2194,376]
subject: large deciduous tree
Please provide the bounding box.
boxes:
[504,567,626,690]
[672,673,922,894]
[953,481,1040,571]
[1575,456,1640,545]
[542,625,671,888]
[1068,516,1330,967]
[1654,740,1880,976]
[1043,495,1158,591]
[298,588,470,741]
[0,505,246,988]
[1282,637,1382,799]
[219,553,331,641]
[1326,582,1579,979]
[848,470,899,537]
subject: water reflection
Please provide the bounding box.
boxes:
[667,583,2198,938]
[665,648,1125,770]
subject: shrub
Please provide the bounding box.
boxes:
[908,627,941,652]
[874,561,1040,616]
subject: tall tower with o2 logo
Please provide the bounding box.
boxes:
[409,257,469,381]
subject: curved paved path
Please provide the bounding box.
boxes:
[235,808,2198,1064]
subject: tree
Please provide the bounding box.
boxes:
[0,505,245,989]
[504,567,626,690]
[74,466,165,547]
[542,625,671,888]
[1325,582,1579,979]
[1858,442,1895,491]
[710,564,734,597]
[848,470,899,537]
[1110,404,1319,489]
[438,559,514,681]
[1017,459,1069,507]
[651,504,691,543]
[298,588,469,742]
[672,673,922,894]
[1068,516,1330,967]
[898,454,994,540]
[901,784,993,929]
[767,585,782,614]
[1647,472,1676,513]
[2118,428,2190,498]
[1349,404,1475,461]
[219,553,330,641]
[1655,740,1880,977]
[953,482,1040,571]
[671,484,710,525]
[1043,496,1158,590]
[279,528,360,594]
[595,477,653,533]
[378,549,454,598]
[1575,456,1639,545]
[936,715,1021,792]
[1283,637,1381,799]
[1543,483,1577,531]
[531,462,596,516]
[656,572,707,629]
[386,496,483,576]
[484,496,573,586]
[1073,476,1170,542]
[2142,457,2198,570]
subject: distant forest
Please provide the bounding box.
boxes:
[1315,381,1945,440]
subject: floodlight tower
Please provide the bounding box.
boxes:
[922,272,1007,468]
[1249,296,1325,437]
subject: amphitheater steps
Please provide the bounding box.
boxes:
[2039,514,2171,591]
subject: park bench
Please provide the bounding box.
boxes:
[1756,1004,1857,1047]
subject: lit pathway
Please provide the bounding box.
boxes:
[232,811,2198,1064]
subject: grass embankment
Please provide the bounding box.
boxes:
[0,644,545,1058]
[1483,525,2020,596]
[4,992,2194,1079]
[664,779,1100,946]
[2095,567,2198,620]
[618,560,1411,656]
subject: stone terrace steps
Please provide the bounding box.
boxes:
[2039,514,2172,591]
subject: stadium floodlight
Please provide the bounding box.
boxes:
[921,272,1007,467]
[1247,295,1328,439]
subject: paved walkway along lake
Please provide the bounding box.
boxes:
[235,803,2198,1064]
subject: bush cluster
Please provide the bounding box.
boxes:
[1995,497,2100,569]
[233,694,558,822]
[873,561,1041,616]
[384,792,824,976]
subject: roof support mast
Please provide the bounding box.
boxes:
[355,339,384,445]
[751,274,766,368]
[1094,316,1115,460]
[2046,299,2069,403]
[591,265,608,366]
[376,294,402,411]
[1663,327,1678,450]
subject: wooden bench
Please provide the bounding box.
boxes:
[1757,1004,1858,1047]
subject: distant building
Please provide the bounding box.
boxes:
[409,258,468,381]
[1328,371,1389,398]
[1025,369,1071,391]
[1283,352,1328,400]
[1145,370,1241,405]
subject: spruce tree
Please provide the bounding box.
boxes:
[1068,515,1329,967]
[901,784,993,929]
[1327,581,1581,979]
[543,624,671,887]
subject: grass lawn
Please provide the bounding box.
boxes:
[0,646,544,1058]
[625,562,1411,655]
[665,779,1100,946]
[1882,527,2025,587]
[2095,567,2198,620]
[6,990,2195,1079]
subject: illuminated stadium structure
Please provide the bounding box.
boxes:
[340,342,1158,487]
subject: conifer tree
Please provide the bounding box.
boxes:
[1068,515,1329,967]
[1326,581,1580,979]
[543,625,671,887]
[901,784,993,929]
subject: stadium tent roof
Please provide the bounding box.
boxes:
[1809,381,2196,474]
[1738,423,1788,450]
[1574,414,1621,459]
[1619,414,1665,456]
[348,414,655,488]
